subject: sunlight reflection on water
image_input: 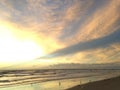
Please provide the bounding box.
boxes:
[0,70,120,90]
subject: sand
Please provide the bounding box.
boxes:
[67,76,120,90]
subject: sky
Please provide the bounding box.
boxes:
[0,0,120,69]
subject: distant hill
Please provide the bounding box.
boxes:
[47,63,120,69]
[1,62,120,70]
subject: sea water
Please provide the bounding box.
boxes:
[0,69,120,90]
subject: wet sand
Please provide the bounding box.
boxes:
[67,76,120,90]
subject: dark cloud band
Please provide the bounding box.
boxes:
[39,30,120,59]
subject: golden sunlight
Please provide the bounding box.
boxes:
[0,24,44,64]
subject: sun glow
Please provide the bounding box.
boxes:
[0,24,44,64]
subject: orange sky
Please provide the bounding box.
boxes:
[0,0,120,69]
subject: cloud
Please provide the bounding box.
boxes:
[63,0,120,45]
[0,0,120,65]
[39,29,120,59]
[0,0,94,39]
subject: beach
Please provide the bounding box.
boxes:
[67,76,120,90]
[0,70,120,90]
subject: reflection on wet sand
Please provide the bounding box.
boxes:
[0,69,120,90]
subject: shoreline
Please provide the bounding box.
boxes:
[67,76,120,90]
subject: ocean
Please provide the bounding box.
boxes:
[0,69,120,90]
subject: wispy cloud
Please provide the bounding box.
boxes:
[63,0,120,45]
[39,30,120,59]
[0,0,120,65]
